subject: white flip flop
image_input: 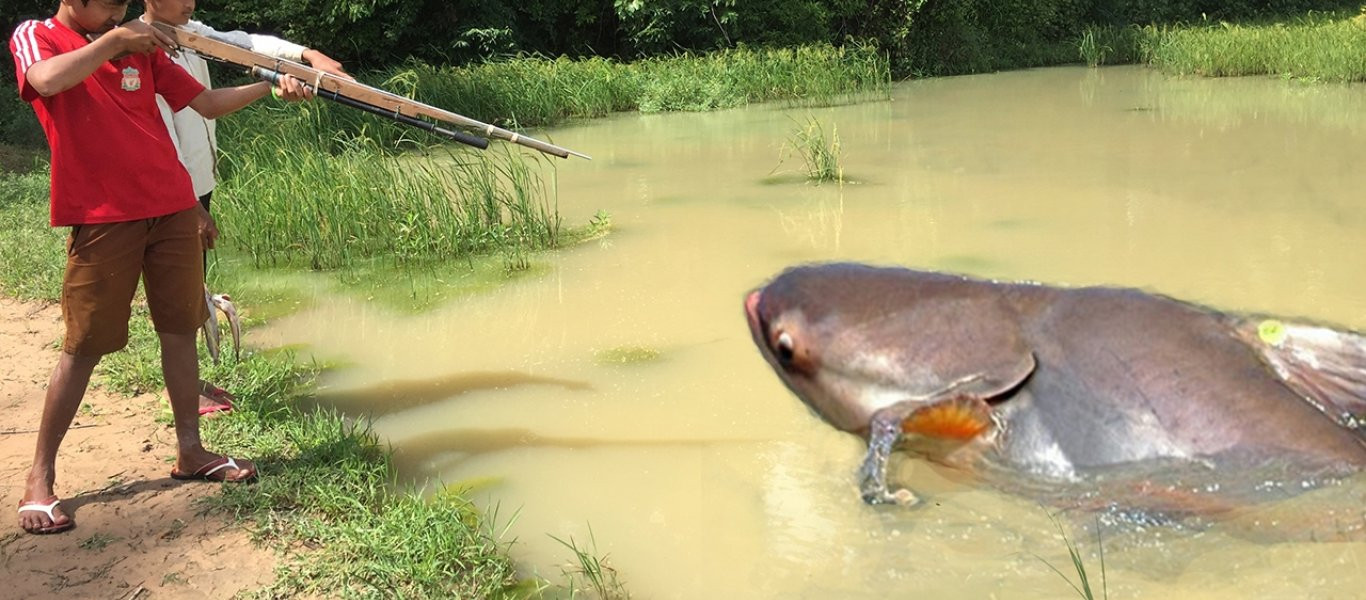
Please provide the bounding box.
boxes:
[17,497,73,534]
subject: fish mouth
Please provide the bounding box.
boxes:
[744,290,762,327]
[743,289,776,363]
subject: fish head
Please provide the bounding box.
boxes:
[745,263,1036,436]
[746,264,930,433]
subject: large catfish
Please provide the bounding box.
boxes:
[744,263,1366,514]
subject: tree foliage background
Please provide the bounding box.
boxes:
[4,0,1352,77]
[183,0,1351,72]
[1,0,1357,149]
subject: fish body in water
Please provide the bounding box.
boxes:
[744,263,1366,512]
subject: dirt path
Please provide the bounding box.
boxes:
[0,298,276,599]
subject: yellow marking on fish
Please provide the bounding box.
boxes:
[901,398,992,440]
[1258,319,1288,347]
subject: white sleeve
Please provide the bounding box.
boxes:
[182,19,307,62]
[182,19,250,49]
[248,33,307,63]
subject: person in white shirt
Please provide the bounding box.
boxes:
[142,0,352,415]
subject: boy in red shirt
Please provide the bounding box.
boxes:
[10,0,311,534]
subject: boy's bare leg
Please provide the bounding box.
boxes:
[159,331,252,477]
[19,352,100,533]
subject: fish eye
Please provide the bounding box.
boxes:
[774,331,795,364]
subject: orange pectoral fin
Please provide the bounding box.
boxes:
[902,397,993,440]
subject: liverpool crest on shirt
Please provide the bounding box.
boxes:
[121,67,141,92]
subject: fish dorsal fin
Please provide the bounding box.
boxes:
[1240,319,1366,433]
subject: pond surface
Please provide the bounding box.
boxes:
[256,65,1366,598]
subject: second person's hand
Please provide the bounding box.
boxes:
[302,49,353,80]
[194,203,218,250]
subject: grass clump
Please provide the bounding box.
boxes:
[783,118,844,183]
[629,43,890,112]
[215,140,561,271]
[1142,11,1366,82]
[1078,27,1110,67]
[550,525,630,600]
[209,382,523,597]
[1077,25,1148,67]
[1074,10,1366,82]
[184,341,523,598]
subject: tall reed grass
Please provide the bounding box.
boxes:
[1076,25,1149,67]
[218,43,889,155]
[214,138,559,270]
[1142,11,1366,81]
[1078,28,1109,67]
[1076,10,1366,82]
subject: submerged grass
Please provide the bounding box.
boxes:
[550,525,630,600]
[1036,514,1108,600]
[594,345,662,366]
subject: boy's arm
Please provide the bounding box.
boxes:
[185,19,351,79]
[24,21,176,97]
[185,75,312,120]
[246,29,351,79]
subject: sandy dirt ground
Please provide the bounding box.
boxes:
[0,297,277,599]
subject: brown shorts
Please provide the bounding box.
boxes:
[61,207,208,356]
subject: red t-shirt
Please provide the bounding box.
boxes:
[10,18,205,226]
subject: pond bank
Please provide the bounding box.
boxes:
[0,299,276,598]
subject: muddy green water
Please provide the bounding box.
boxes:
[256,65,1366,598]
